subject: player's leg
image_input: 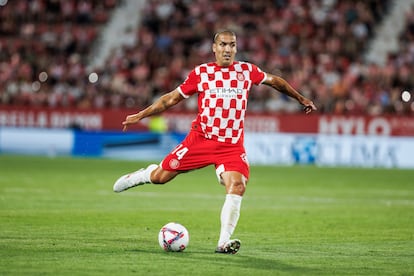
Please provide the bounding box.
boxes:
[114,131,208,193]
[215,170,247,254]
[213,146,249,254]
[221,170,247,195]
[113,164,179,192]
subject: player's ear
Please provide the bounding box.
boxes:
[212,43,216,53]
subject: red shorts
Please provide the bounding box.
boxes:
[160,130,249,180]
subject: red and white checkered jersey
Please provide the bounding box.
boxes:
[177,61,266,144]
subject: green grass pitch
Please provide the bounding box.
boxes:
[0,155,413,275]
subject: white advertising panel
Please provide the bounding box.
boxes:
[245,133,414,168]
[1,127,413,168]
[0,128,74,156]
[245,133,296,165]
[316,135,413,168]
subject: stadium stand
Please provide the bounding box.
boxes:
[0,0,413,115]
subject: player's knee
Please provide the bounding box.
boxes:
[228,180,246,196]
[151,178,167,184]
[150,172,168,184]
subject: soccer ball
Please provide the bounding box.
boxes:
[158,222,189,252]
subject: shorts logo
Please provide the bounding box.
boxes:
[237,73,245,81]
[169,158,180,169]
[240,153,249,165]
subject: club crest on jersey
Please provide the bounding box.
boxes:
[237,73,245,81]
[169,158,180,169]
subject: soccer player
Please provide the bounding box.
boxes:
[113,30,317,254]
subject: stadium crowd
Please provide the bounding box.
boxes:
[1,0,413,115]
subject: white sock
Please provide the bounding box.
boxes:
[142,164,158,183]
[218,194,243,247]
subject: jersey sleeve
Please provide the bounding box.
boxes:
[177,69,199,98]
[250,64,266,85]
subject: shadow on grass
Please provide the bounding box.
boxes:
[127,248,320,274]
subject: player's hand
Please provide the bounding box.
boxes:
[302,99,317,114]
[122,113,141,132]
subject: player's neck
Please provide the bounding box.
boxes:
[214,61,236,67]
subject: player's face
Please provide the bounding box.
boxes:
[213,34,237,67]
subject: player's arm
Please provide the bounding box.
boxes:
[263,73,317,114]
[122,89,185,131]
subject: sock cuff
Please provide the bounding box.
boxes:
[144,164,158,183]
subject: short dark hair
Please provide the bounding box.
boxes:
[213,30,236,43]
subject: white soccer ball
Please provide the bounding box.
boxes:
[158,222,189,252]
